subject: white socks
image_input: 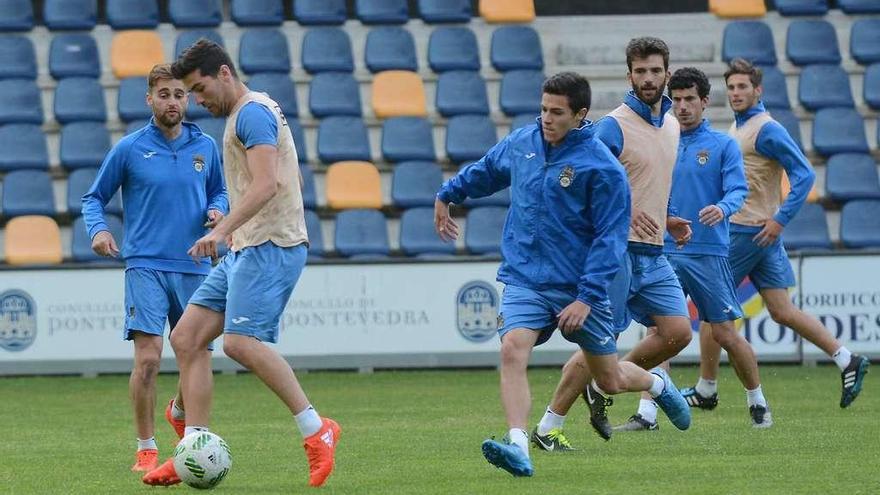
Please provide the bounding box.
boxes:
[647,374,665,397]
[746,385,767,408]
[832,346,852,371]
[171,398,186,420]
[695,377,717,397]
[137,437,157,451]
[536,407,566,436]
[294,405,323,438]
[637,399,658,424]
[184,426,209,437]
[508,428,530,458]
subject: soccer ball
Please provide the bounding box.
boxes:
[173,431,233,489]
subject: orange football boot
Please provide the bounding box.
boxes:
[165,399,185,440]
[131,449,158,472]
[303,418,341,487]
[142,457,181,486]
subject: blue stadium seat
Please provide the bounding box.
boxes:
[309,72,361,117]
[106,0,159,29]
[774,0,828,16]
[500,70,544,117]
[466,206,506,255]
[841,200,880,248]
[400,207,456,256]
[301,28,354,73]
[289,119,308,163]
[436,71,489,117]
[825,153,880,202]
[300,164,317,209]
[193,118,225,145]
[304,209,325,257]
[334,209,390,257]
[0,124,48,171]
[175,30,225,59]
[247,73,298,117]
[382,117,435,162]
[318,117,371,163]
[117,77,150,123]
[418,0,471,23]
[294,0,347,25]
[231,0,283,26]
[769,109,803,152]
[0,80,41,124]
[72,215,124,262]
[0,0,33,31]
[797,64,854,111]
[0,36,35,79]
[759,65,789,109]
[786,20,841,66]
[851,20,880,65]
[44,0,97,31]
[722,21,777,65]
[170,0,221,27]
[428,27,479,73]
[2,170,54,217]
[446,115,497,163]
[60,122,110,170]
[239,29,290,74]
[356,0,409,25]
[125,119,150,135]
[67,168,123,217]
[491,26,544,72]
[812,108,869,156]
[391,161,443,208]
[365,27,418,73]
[839,0,880,14]
[865,63,880,111]
[511,113,537,131]
[782,203,831,250]
[49,34,99,79]
[54,78,106,124]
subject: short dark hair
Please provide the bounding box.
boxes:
[542,72,591,114]
[668,67,711,99]
[724,58,762,87]
[626,37,670,71]
[171,39,237,80]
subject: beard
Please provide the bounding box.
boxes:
[632,79,667,106]
[157,110,183,128]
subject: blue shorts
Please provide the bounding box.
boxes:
[608,251,689,331]
[189,242,307,343]
[124,268,205,340]
[667,254,743,323]
[498,285,617,355]
[729,232,796,289]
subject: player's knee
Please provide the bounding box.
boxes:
[710,326,737,348]
[499,338,529,369]
[134,354,160,382]
[662,322,692,349]
[593,373,623,395]
[222,337,251,364]
[767,304,797,326]
[170,330,194,357]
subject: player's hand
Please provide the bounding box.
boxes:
[188,229,225,262]
[91,230,120,258]
[557,300,592,335]
[631,208,660,239]
[204,209,224,228]
[753,218,784,247]
[434,198,460,242]
[667,216,693,248]
[698,205,725,227]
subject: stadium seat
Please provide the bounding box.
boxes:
[812,108,869,156]
[479,0,535,23]
[708,0,766,17]
[239,29,290,74]
[117,77,150,122]
[334,209,390,257]
[371,71,427,118]
[825,154,880,202]
[106,0,158,29]
[54,78,107,124]
[111,31,164,79]
[365,27,418,73]
[436,71,490,117]
[0,0,33,31]
[60,122,110,170]
[865,64,880,111]
[170,0,221,27]
[0,79,41,125]
[780,172,819,203]
[839,0,880,14]
[774,0,829,16]
[842,200,880,248]
[289,119,308,163]
[193,118,225,145]
[125,119,150,135]
[247,73,298,117]
[400,207,456,256]
[850,20,880,65]
[446,115,498,163]
[782,203,831,251]
[759,66,789,110]
[0,124,48,171]
[769,108,803,151]
[304,209,325,257]
[418,0,471,23]
[67,168,123,217]
[797,64,854,111]
[356,0,409,24]
[317,117,372,163]
[49,34,99,79]
[5,216,63,266]
[510,113,537,131]
[72,215,124,262]
[391,161,443,208]
[326,161,383,209]
[381,117,436,162]
[309,72,362,117]
[428,27,480,73]
[0,36,35,79]
[299,164,317,210]
[491,26,544,72]
[175,30,225,59]
[43,0,97,31]
[2,170,55,217]
[466,206,506,255]
[500,70,544,117]
[295,0,347,25]
[786,20,841,66]
[231,0,283,26]
[721,21,776,65]
[301,28,354,74]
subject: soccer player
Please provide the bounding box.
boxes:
[82,63,228,472]
[434,72,689,478]
[681,58,870,410]
[142,40,340,488]
[532,37,693,445]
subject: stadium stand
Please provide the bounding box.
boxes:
[381,117,436,162]
[300,164,317,210]
[309,72,362,117]
[465,206,507,255]
[840,200,880,248]
[490,26,544,71]
[510,114,537,131]
[759,65,790,109]
[721,21,777,65]
[428,27,480,72]
[247,73,298,117]
[238,29,290,74]
[49,34,100,79]
[54,78,107,124]
[105,0,159,30]
[301,28,354,74]
[43,0,97,31]
[768,108,803,151]
[186,98,212,121]
[825,154,880,202]
[839,0,880,14]
[110,31,164,79]
[304,209,325,258]
[0,124,48,171]
[125,120,149,135]
[500,70,544,116]
[479,0,535,23]
[864,63,880,110]
[774,0,829,16]
[709,0,766,17]
[786,20,841,66]
[2,170,55,218]
[289,119,308,163]
[356,0,409,25]
[5,216,63,266]
[0,36,36,79]
[175,30,225,59]
[391,161,443,208]
[436,71,490,117]
[60,122,111,170]
[418,0,472,23]
[850,19,880,65]
[71,215,124,262]
[812,108,870,156]
[325,161,383,210]
[334,209,390,258]
[193,117,225,145]
[0,0,33,31]
[170,0,222,28]
[230,0,283,26]
[117,77,150,122]
[797,64,854,111]
[0,80,41,124]
[317,117,372,163]
[365,27,418,73]
[371,71,427,118]
[66,168,123,217]
[400,207,457,256]
[782,203,832,251]
[294,0,347,25]
[445,115,497,163]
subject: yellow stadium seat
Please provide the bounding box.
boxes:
[781,172,819,203]
[709,0,766,18]
[326,161,383,209]
[111,30,164,79]
[5,216,63,266]
[479,0,535,23]
[371,71,427,119]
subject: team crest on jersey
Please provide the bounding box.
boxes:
[456,281,499,343]
[193,154,205,172]
[559,166,575,188]
[0,289,37,352]
[696,150,710,166]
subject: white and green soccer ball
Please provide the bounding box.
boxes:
[173,431,232,489]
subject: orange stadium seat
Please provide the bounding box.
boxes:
[5,215,63,265]
[479,0,535,23]
[110,31,164,79]
[371,71,427,118]
[781,172,820,203]
[325,161,383,210]
[709,0,766,18]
